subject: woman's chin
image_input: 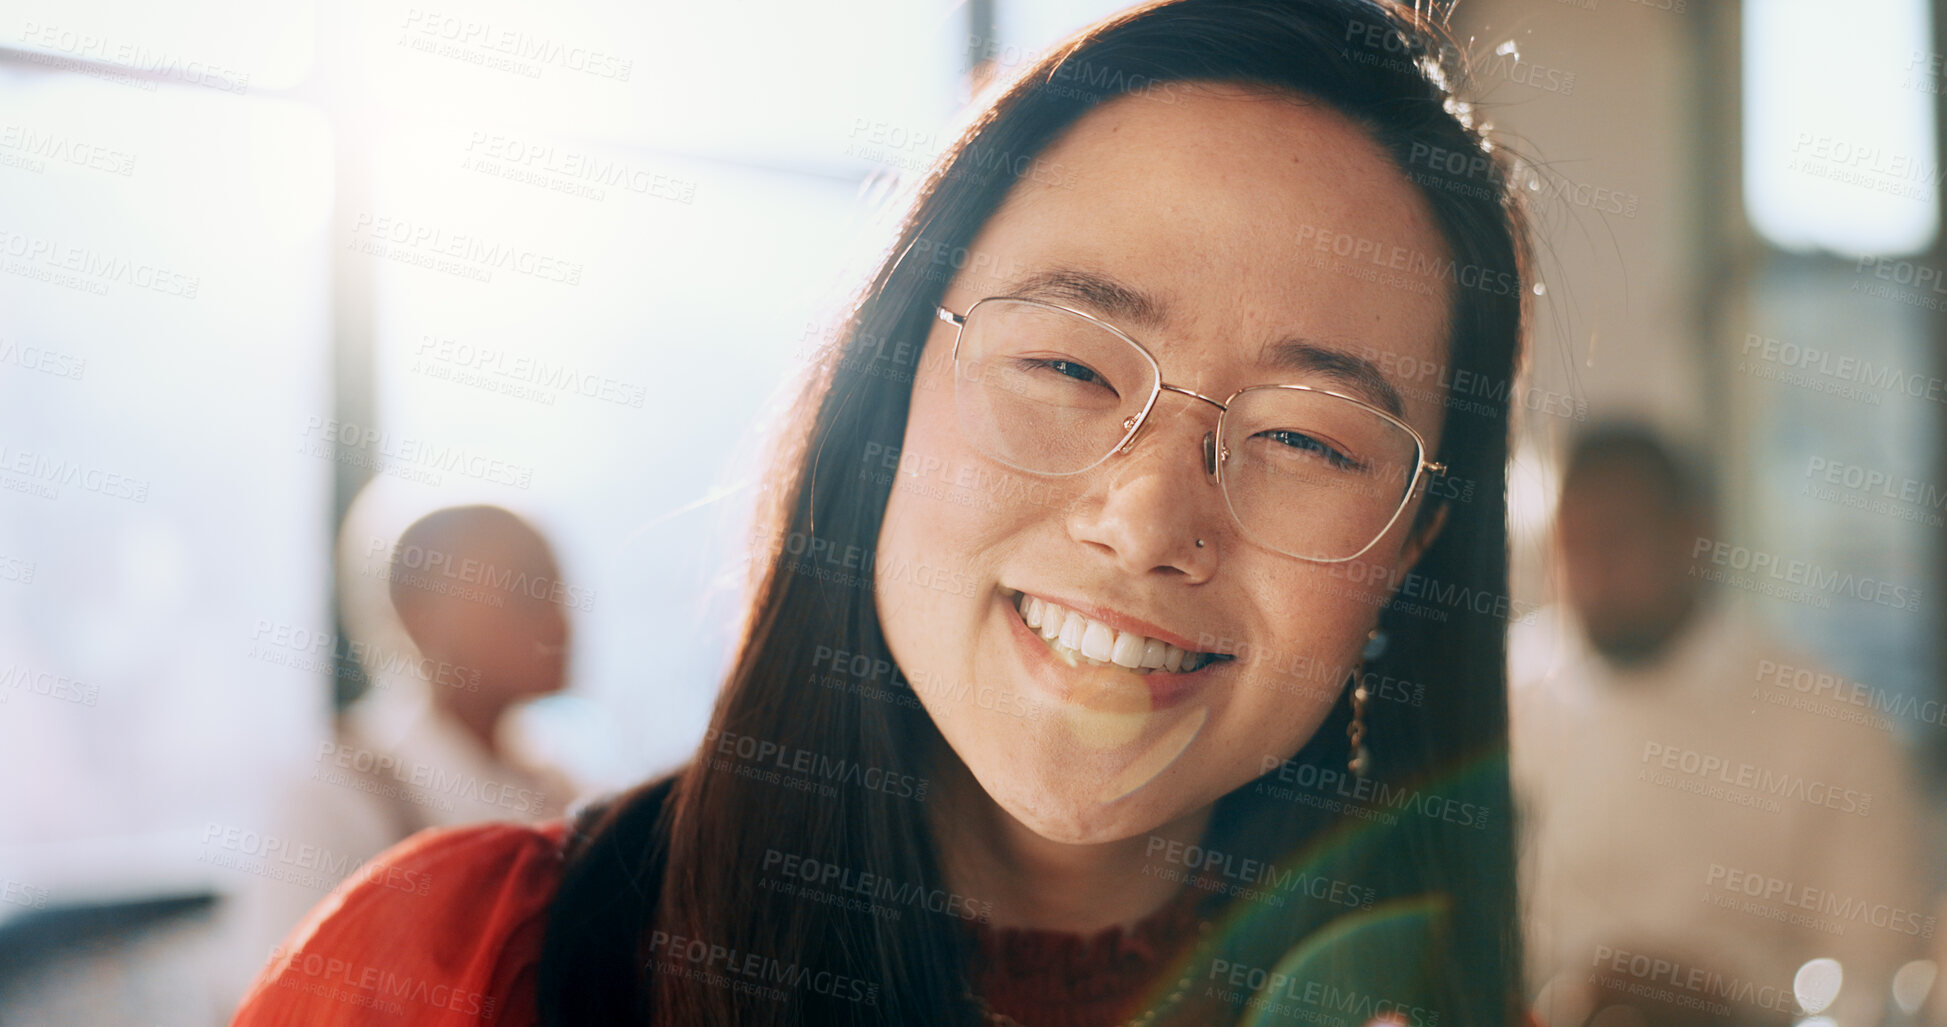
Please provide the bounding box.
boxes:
[974,759,1188,846]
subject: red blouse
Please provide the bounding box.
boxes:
[230,820,569,1026]
[229,819,1220,1027]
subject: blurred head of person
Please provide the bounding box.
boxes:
[542,1,1532,1023]
[1555,425,1710,668]
[387,505,570,740]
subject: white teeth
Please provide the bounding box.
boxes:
[1012,592,1220,675]
[1080,621,1116,662]
[1058,611,1086,651]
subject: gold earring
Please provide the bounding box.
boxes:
[1347,628,1387,777]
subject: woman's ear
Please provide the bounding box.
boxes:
[1395,500,1450,577]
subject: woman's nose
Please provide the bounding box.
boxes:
[1067,397,1227,578]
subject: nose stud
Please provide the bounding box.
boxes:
[1195,539,1205,548]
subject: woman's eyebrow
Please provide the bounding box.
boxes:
[1258,340,1407,419]
[1001,265,1167,329]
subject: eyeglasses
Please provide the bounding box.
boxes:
[935,297,1446,563]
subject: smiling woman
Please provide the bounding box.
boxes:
[888,78,1464,879]
[230,1,1530,1025]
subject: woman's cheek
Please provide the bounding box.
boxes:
[871,392,1000,694]
[1210,564,1385,764]
[1319,547,1400,603]
[873,479,961,661]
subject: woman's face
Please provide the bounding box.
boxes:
[875,83,1455,844]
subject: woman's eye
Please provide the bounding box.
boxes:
[1263,430,1363,471]
[1029,358,1112,390]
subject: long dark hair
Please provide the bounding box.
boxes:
[540,1,1530,1023]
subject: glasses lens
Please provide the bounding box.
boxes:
[953,300,1157,475]
[1221,387,1423,562]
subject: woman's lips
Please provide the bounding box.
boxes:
[999,591,1224,711]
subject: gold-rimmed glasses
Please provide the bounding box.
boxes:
[935,296,1446,563]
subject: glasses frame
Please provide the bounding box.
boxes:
[935,296,1448,564]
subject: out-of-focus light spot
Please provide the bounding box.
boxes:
[1793,957,1843,1015]
[1743,0,1937,255]
[1892,960,1937,1014]
[1508,436,1559,547]
[1495,40,1520,60]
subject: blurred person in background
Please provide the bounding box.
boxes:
[214,503,579,1007]
[1512,425,1932,1027]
